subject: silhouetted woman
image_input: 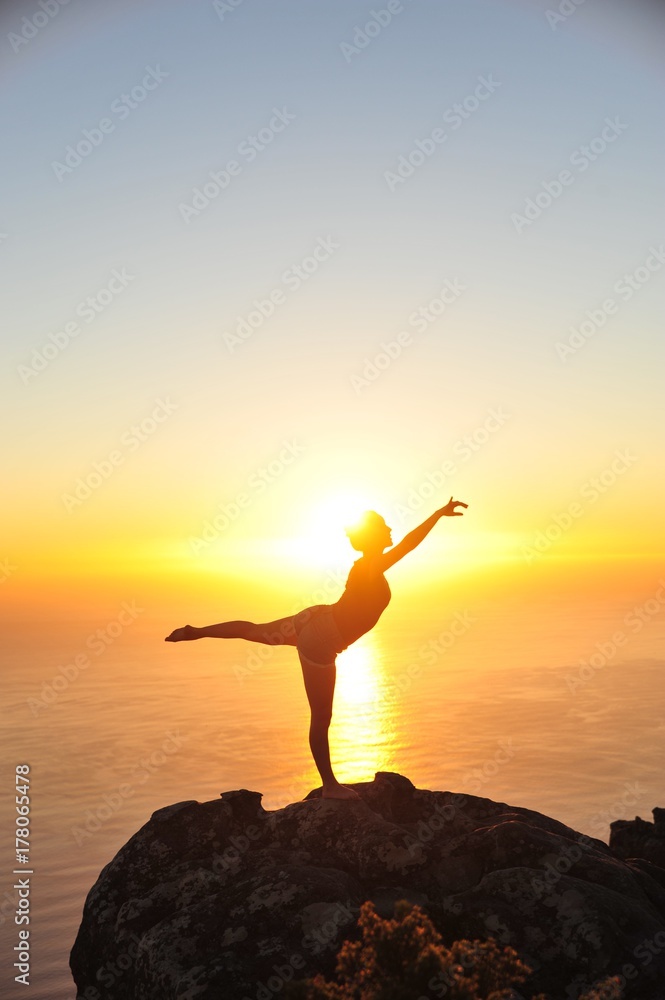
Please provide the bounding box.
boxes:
[165,497,467,799]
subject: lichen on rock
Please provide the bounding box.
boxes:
[69,772,665,999]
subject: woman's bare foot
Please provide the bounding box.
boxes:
[321,782,361,800]
[164,625,200,642]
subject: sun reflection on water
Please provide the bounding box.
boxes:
[332,635,402,780]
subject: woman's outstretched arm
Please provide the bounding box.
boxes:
[382,497,468,570]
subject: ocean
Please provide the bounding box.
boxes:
[2,557,664,998]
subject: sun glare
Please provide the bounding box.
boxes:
[336,641,379,706]
[283,490,381,565]
[310,490,380,533]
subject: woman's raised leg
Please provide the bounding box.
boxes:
[299,654,360,800]
[165,615,299,644]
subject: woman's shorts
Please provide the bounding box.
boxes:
[294,605,348,669]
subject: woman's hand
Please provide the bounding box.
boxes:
[439,497,468,517]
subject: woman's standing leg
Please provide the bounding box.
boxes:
[298,654,359,800]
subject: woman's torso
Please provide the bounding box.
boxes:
[330,557,391,647]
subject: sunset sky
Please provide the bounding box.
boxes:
[2,0,663,600]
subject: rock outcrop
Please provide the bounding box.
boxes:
[70,773,665,999]
[610,807,665,871]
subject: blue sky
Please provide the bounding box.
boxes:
[2,0,663,571]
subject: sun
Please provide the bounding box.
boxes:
[310,490,379,533]
[284,489,382,565]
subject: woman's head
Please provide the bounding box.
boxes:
[345,510,392,553]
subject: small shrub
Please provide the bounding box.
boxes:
[286,899,625,1000]
[285,898,530,999]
